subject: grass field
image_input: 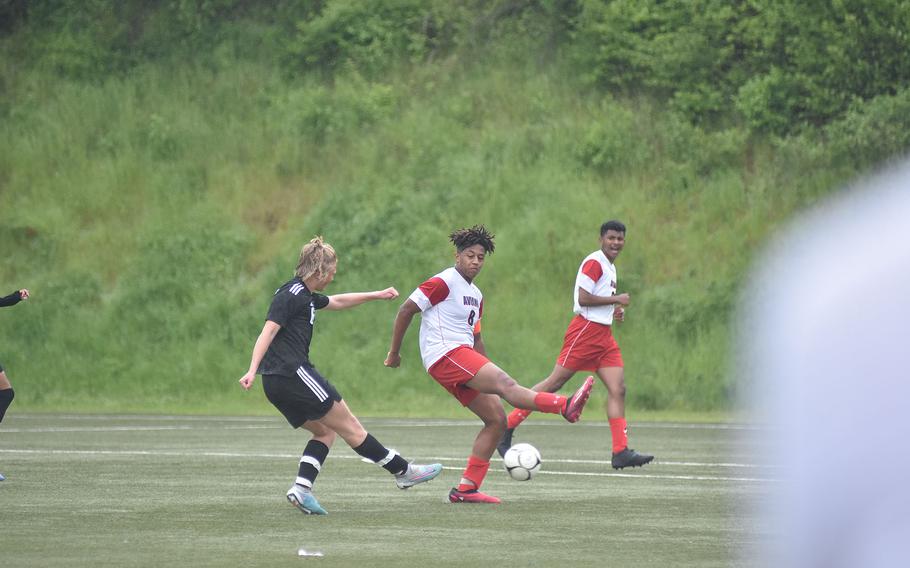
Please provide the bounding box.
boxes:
[1,414,772,567]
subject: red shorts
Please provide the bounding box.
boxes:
[557,315,623,371]
[427,345,490,406]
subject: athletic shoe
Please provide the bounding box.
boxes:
[395,462,443,489]
[286,485,328,515]
[0,473,5,481]
[562,375,595,423]
[447,487,501,504]
[611,448,654,469]
[496,427,515,458]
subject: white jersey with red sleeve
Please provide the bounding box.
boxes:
[408,266,484,370]
[572,249,618,325]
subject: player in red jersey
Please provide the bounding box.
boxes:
[497,220,653,469]
[385,225,594,504]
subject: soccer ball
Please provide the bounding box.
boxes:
[503,442,542,481]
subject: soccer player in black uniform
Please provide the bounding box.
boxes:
[1,287,29,481]
[239,237,442,515]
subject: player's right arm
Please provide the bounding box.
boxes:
[325,287,399,310]
[0,289,28,307]
[239,320,281,389]
[575,257,630,307]
[578,288,630,307]
[385,299,421,368]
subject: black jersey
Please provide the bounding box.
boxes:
[0,291,22,307]
[257,278,330,377]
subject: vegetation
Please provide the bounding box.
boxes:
[2,1,909,416]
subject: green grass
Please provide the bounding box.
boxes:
[1,414,770,567]
[1,27,864,415]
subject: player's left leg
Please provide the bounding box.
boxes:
[597,366,653,469]
[319,400,442,489]
[449,393,505,504]
[286,420,336,515]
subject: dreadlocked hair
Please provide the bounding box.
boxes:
[449,225,495,254]
[296,236,337,281]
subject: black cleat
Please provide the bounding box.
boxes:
[611,448,654,469]
[496,427,515,458]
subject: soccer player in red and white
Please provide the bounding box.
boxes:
[497,220,653,469]
[385,225,594,504]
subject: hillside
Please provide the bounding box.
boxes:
[2,1,909,416]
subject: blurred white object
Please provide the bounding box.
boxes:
[739,157,910,568]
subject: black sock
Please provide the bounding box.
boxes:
[296,439,330,489]
[0,388,13,424]
[352,433,409,475]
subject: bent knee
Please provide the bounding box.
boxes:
[482,417,507,438]
[484,412,507,430]
[307,421,335,438]
[473,396,507,430]
[339,418,367,441]
[607,382,626,398]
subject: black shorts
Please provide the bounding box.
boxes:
[262,365,342,428]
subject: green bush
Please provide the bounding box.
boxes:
[823,88,910,169]
[573,0,746,121]
[573,0,910,134]
[285,0,461,78]
[4,1,326,77]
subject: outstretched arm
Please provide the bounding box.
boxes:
[0,289,28,307]
[239,320,281,390]
[384,299,421,368]
[325,287,399,311]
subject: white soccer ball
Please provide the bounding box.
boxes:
[503,442,542,481]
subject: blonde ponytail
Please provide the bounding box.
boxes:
[295,236,337,281]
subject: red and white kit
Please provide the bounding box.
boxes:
[573,249,618,324]
[408,266,484,370]
[559,250,624,370]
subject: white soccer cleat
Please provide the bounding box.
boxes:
[395,463,443,489]
[286,485,328,515]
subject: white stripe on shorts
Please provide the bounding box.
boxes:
[560,318,592,367]
[296,366,329,402]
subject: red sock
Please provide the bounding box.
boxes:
[533,392,567,414]
[609,417,628,454]
[507,408,532,429]
[457,455,491,491]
